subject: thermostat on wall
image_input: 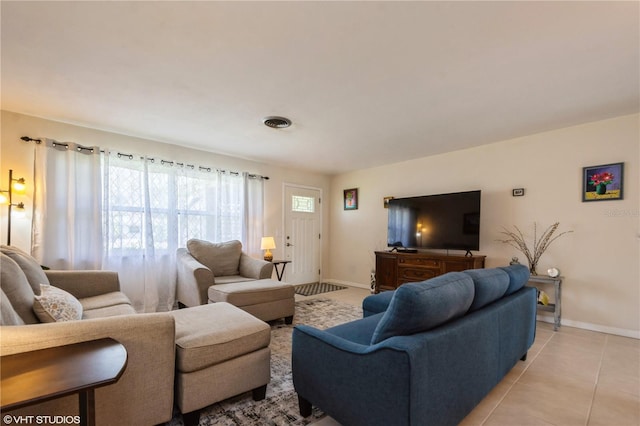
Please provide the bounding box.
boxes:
[512,188,525,197]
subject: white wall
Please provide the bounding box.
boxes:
[0,110,332,274]
[329,114,640,337]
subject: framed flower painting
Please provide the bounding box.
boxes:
[344,188,358,210]
[582,162,624,202]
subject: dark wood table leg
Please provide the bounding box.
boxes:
[79,388,96,426]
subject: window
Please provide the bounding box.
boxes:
[104,157,244,256]
[292,195,315,213]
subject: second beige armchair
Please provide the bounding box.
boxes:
[176,239,274,307]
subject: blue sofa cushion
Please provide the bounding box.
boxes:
[362,291,394,317]
[370,272,474,345]
[463,268,510,312]
[498,264,531,295]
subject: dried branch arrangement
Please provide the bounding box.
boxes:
[497,222,572,275]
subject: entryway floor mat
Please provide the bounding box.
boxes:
[294,282,348,297]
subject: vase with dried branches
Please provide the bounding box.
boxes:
[497,222,572,275]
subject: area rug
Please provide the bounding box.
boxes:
[167,298,362,426]
[294,282,348,297]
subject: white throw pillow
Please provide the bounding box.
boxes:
[33,284,83,322]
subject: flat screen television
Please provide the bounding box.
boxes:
[387,190,481,253]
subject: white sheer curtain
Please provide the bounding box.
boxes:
[102,154,264,312]
[102,154,167,312]
[32,139,103,269]
[243,173,265,257]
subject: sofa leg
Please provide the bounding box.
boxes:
[298,395,312,417]
[252,384,267,401]
[520,352,528,361]
[284,315,294,325]
[182,409,200,426]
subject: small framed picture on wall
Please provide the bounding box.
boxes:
[582,162,624,202]
[344,188,358,210]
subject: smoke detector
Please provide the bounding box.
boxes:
[263,116,292,129]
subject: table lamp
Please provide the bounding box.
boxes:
[260,237,276,262]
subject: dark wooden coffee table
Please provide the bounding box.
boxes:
[1,338,127,426]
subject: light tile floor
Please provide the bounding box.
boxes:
[301,285,640,426]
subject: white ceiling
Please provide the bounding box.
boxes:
[2,1,638,175]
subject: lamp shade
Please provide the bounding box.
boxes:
[12,178,26,194]
[260,237,276,250]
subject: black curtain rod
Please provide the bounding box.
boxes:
[20,136,269,180]
[20,136,42,144]
[115,151,269,180]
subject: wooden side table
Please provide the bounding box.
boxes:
[1,338,128,426]
[528,275,563,331]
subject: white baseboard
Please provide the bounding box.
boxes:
[536,314,639,339]
[323,279,371,291]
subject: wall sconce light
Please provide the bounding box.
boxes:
[260,236,276,262]
[1,169,27,245]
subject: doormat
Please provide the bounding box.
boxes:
[295,282,348,297]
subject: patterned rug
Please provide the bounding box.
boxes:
[294,282,348,297]
[167,298,362,425]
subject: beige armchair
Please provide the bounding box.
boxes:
[176,239,274,307]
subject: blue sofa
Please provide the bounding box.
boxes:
[292,265,536,426]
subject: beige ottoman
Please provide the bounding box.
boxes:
[208,278,295,323]
[169,303,271,426]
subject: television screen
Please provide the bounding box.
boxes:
[387,190,481,251]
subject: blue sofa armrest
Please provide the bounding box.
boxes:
[292,325,412,426]
[293,324,373,353]
[362,291,394,317]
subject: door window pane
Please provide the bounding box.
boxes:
[292,195,315,213]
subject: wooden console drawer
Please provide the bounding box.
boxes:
[398,267,439,282]
[398,257,440,268]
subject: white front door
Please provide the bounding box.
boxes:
[283,185,322,285]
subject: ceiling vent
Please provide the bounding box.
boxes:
[263,116,292,129]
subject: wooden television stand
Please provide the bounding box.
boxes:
[374,251,486,293]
